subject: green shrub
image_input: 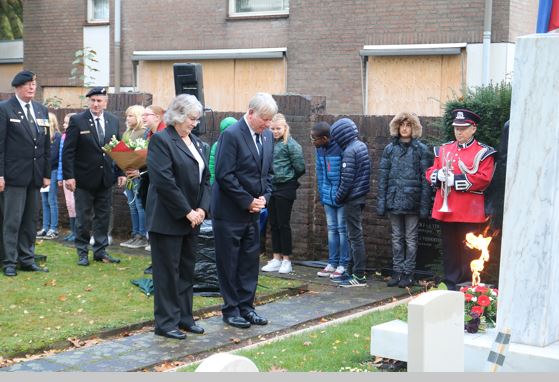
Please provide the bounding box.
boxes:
[440,81,512,148]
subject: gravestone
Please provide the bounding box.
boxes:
[195,353,259,372]
[408,290,464,372]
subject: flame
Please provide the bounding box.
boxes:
[465,232,492,286]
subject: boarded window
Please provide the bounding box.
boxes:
[367,54,465,117]
[137,58,286,112]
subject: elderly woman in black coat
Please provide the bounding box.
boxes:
[145,94,210,340]
[377,112,432,288]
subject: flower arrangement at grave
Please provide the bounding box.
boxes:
[102,135,148,173]
[461,232,498,334]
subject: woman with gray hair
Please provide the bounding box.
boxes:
[145,94,210,340]
[376,112,432,288]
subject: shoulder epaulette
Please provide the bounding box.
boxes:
[478,142,497,161]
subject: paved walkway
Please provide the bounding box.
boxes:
[2,263,408,372]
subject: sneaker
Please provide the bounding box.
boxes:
[278,260,292,274]
[317,264,335,277]
[89,236,95,246]
[120,236,137,248]
[36,229,47,238]
[43,229,59,240]
[398,273,414,288]
[387,272,402,287]
[329,265,346,279]
[145,244,151,252]
[330,270,351,283]
[261,259,282,272]
[339,274,367,288]
[127,236,148,249]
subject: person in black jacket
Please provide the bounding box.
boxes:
[145,94,210,340]
[0,70,51,276]
[62,87,126,266]
[330,118,371,287]
[377,112,431,288]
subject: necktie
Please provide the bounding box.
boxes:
[95,118,104,145]
[255,133,263,161]
[25,104,37,139]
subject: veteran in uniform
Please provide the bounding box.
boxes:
[0,70,50,276]
[62,87,126,266]
[425,109,496,290]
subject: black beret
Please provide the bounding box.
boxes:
[451,108,481,127]
[11,70,36,87]
[85,87,107,97]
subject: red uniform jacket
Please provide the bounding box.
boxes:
[425,139,496,223]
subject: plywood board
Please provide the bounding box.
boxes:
[367,54,464,117]
[234,59,286,112]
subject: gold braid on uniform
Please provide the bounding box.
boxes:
[458,147,488,175]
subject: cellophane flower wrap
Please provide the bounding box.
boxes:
[461,285,498,333]
[102,135,148,172]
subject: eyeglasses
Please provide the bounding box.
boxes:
[142,113,156,117]
[310,135,323,142]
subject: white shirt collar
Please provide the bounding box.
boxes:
[15,95,35,116]
[90,110,105,124]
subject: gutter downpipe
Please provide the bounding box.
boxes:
[114,0,121,93]
[482,0,492,85]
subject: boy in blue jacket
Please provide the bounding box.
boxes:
[311,122,349,280]
[330,118,371,287]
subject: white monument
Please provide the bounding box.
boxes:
[370,32,559,372]
[195,353,259,372]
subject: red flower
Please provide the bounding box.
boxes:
[477,295,491,307]
[464,293,473,302]
[474,285,489,293]
[471,305,484,315]
[460,287,468,293]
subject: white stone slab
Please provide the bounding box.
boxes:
[371,322,559,371]
[195,353,259,372]
[498,33,559,347]
[407,290,464,372]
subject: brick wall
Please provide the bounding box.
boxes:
[23,1,537,116]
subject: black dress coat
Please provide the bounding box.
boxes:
[62,110,122,190]
[0,96,50,186]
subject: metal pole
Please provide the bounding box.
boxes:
[114,0,121,93]
[482,0,492,85]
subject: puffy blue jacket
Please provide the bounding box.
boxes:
[330,118,371,204]
[315,140,343,207]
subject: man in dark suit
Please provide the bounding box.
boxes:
[0,70,50,276]
[62,87,126,266]
[212,92,277,329]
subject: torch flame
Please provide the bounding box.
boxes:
[465,232,492,286]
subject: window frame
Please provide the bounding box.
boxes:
[87,0,110,24]
[228,0,289,18]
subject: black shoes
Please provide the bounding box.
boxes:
[223,316,251,329]
[94,254,121,263]
[77,256,90,266]
[179,324,205,334]
[154,328,186,340]
[398,273,414,288]
[242,311,268,326]
[3,266,16,276]
[387,272,402,287]
[20,263,49,272]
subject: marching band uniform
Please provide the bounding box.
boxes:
[425,109,496,290]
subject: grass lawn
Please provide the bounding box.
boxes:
[0,240,303,358]
[179,304,408,372]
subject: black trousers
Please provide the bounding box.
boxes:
[150,231,196,332]
[440,221,483,290]
[268,195,295,256]
[74,186,112,259]
[0,185,39,268]
[213,218,260,318]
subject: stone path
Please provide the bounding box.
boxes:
[2,264,408,372]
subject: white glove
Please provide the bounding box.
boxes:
[437,170,446,182]
[446,172,454,187]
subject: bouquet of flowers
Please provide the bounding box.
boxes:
[102,135,148,172]
[460,284,498,333]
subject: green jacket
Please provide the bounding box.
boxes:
[209,117,237,184]
[272,136,305,185]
